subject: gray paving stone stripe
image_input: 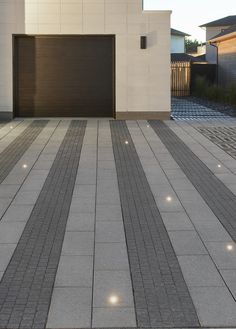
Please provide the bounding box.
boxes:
[110,121,200,328]
[149,120,236,246]
[0,120,48,184]
[0,120,86,329]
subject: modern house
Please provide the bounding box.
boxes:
[200,15,236,63]
[0,0,171,120]
[209,24,236,86]
[171,28,190,53]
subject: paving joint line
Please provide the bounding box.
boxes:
[91,120,99,328]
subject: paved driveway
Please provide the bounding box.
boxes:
[0,119,236,329]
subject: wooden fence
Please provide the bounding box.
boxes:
[171,61,191,97]
[171,62,217,97]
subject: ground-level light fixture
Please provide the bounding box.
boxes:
[166,196,172,202]
[125,141,129,145]
[226,244,234,251]
[108,295,119,305]
[22,164,28,169]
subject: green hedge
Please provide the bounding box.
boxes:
[193,76,236,107]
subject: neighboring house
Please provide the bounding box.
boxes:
[171,53,203,62]
[209,24,236,86]
[200,15,236,63]
[171,28,190,53]
[0,1,171,120]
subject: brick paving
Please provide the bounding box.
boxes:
[0,121,48,184]
[1,119,236,328]
[110,121,200,328]
[171,97,233,120]
[197,126,236,159]
[0,121,86,329]
[191,97,236,117]
[149,120,236,244]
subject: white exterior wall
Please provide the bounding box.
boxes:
[171,35,185,53]
[206,26,229,63]
[0,0,171,118]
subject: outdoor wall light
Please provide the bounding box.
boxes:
[140,36,147,49]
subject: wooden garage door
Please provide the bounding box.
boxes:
[14,36,115,117]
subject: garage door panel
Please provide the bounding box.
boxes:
[14,36,115,117]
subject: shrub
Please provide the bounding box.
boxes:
[193,76,236,107]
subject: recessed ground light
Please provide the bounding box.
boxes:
[108,295,119,305]
[10,126,13,129]
[22,164,28,169]
[226,244,234,251]
[147,124,150,128]
[166,196,172,202]
[217,164,222,168]
[125,141,129,145]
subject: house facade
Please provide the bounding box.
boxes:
[209,25,236,86]
[200,15,236,63]
[171,28,190,53]
[0,0,171,120]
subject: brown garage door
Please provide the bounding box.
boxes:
[14,35,115,117]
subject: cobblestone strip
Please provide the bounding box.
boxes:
[149,120,236,247]
[0,121,48,184]
[0,121,86,329]
[110,121,200,328]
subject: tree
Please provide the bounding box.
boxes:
[185,38,200,53]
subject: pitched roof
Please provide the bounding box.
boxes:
[210,24,236,41]
[171,53,204,62]
[200,15,236,28]
[171,28,190,37]
[209,24,236,42]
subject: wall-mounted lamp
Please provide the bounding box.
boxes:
[140,36,147,49]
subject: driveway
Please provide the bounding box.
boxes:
[0,119,236,329]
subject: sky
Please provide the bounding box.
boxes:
[144,0,236,42]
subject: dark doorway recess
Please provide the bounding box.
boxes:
[13,35,115,117]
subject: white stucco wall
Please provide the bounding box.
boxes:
[206,26,230,63]
[171,35,185,53]
[0,0,171,118]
